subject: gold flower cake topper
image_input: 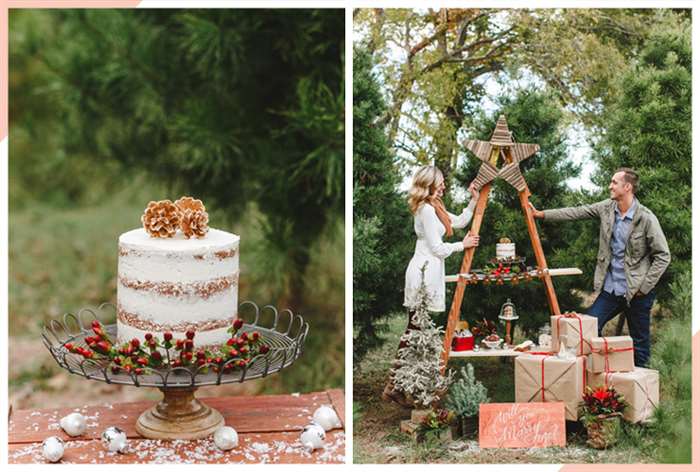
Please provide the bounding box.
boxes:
[141,196,210,239]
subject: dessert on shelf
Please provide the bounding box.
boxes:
[481,237,528,278]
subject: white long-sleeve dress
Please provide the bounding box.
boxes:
[403,200,476,312]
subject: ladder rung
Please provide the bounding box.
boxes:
[445,267,582,283]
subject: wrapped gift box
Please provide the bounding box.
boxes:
[588,336,634,373]
[515,353,586,421]
[551,313,597,356]
[452,328,474,351]
[587,367,659,423]
[452,336,474,351]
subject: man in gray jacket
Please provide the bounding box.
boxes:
[530,168,670,367]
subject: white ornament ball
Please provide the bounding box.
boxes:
[42,436,65,463]
[60,412,87,437]
[101,426,128,453]
[312,405,342,431]
[213,426,239,450]
[300,423,326,451]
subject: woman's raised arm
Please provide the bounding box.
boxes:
[420,204,464,259]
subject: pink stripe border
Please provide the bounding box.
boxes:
[1,2,698,469]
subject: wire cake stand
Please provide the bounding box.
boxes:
[42,301,309,440]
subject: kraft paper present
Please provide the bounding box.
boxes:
[551,313,597,356]
[588,336,634,373]
[587,367,659,423]
[515,354,586,421]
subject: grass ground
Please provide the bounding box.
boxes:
[9,181,344,410]
[353,305,691,464]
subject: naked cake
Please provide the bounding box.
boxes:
[116,198,239,348]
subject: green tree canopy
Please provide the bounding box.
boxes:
[10,9,345,302]
[353,47,413,359]
[354,8,688,187]
[584,22,692,303]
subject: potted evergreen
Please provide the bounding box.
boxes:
[445,363,489,438]
[580,385,628,449]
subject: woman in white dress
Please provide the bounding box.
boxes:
[383,165,480,405]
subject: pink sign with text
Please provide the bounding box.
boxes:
[479,402,566,448]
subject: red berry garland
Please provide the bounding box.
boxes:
[64,319,270,376]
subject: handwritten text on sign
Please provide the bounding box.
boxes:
[479,402,566,448]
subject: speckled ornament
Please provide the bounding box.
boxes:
[213,426,239,450]
[300,423,326,451]
[60,412,87,437]
[101,426,128,453]
[42,436,65,462]
[312,405,342,431]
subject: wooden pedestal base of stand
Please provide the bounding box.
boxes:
[136,387,224,440]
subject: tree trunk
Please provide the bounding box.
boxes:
[434,80,467,190]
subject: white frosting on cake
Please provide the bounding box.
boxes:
[496,242,515,259]
[117,228,240,347]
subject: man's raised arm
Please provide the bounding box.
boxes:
[530,201,606,221]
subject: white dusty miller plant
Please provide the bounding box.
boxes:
[391,264,453,408]
[445,363,489,418]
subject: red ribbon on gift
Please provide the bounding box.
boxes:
[604,371,613,388]
[528,352,586,403]
[555,312,593,356]
[598,337,635,373]
[540,356,547,401]
[591,337,634,376]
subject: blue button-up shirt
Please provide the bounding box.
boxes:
[603,199,638,296]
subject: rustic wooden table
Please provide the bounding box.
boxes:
[8,389,345,464]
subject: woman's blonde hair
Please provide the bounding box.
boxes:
[408,165,444,214]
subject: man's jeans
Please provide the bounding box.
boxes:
[588,289,655,367]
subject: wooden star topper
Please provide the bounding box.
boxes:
[464,115,539,192]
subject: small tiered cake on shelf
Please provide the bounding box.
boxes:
[482,237,528,278]
[496,237,516,260]
[116,197,239,349]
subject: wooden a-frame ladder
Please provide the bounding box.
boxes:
[440,116,563,370]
